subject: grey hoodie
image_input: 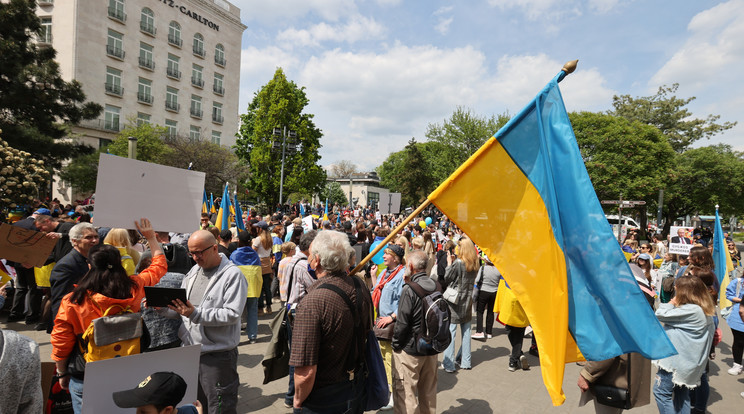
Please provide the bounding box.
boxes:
[178,253,248,353]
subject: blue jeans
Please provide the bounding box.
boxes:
[442,322,471,371]
[69,376,84,414]
[654,368,690,414]
[244,297,258,339]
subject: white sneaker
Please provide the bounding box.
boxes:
[471,332,485,339]
[728,362,743,375]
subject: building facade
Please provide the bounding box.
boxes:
[329,172,401,214]
[33,0,245,201]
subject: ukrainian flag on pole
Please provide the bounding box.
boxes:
[323,198,329,222]
[713,206,734,309]
[234,192,246,232]
[427,63,676,405]
[209,193,216,214]
[202,190,209,214]
[215,184,232,231]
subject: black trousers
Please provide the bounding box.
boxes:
[506,325,526,364]
[732,328,744,365]
[475,290,496,335]
[10,267,42,321]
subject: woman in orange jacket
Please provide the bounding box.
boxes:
[51,218,167,414]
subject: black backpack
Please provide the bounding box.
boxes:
[407,279,451,354]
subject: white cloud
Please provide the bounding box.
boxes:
[434,16,454,35]
[276,15,387,48]
[486,0,622,20]
[232,0,357,22]
[650,0,744,91]
[434,6,454,15]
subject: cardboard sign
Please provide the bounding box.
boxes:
[93,154,205,234]
[82,345,201,413]
[0,223,57,268]
[668,226,695,255]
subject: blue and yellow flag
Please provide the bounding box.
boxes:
[713,207,734,308]
[214,184,232,231]
[234,192,246,232]
[202,190,209,214]
[428,68,676,405]
[323,198,329,222]
[209,193,216,214]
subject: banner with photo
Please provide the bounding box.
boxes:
[668,226,695,255]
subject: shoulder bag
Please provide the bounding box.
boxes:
[591,354,631,409]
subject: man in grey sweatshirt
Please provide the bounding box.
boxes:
[166,230,247,414]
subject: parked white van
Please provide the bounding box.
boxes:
[606,215,640,240]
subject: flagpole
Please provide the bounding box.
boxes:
[350,199,431,275]
[557,59,578,82]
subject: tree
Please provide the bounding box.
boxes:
[235,68,326,206]
[324,182,348,205]
[60,121,172,193]
[0,131,50,211]
[328,160,358,178]
[0,0,102,169]
[386,139,432,207]
[426,107,510,167]
[162,136,249,196]
[570,112,677,238]
[611,84,736,152]
[660,144,744,235]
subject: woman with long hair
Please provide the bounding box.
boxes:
[103,228,141,275]
[653,276,715,414]
[438,237,479,372]
[51,219,166,414]
[252,221,274,314]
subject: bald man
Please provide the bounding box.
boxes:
[166,230,247,414]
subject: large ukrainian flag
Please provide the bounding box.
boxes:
[713,208,734,309]
[215,184,233,231]
[428,67,676,405]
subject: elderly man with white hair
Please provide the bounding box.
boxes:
[289,231,373,414]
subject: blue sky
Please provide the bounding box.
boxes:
[231,0,744,171]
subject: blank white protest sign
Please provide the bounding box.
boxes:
[93,153,205,234]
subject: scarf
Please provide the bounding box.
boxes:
[371,265,403,310]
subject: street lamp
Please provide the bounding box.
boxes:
[271,127,298,206]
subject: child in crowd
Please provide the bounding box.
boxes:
[113,371,201,414]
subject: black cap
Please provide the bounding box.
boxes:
[387,244,405,260]
[342,221,352,230]
[112,372,187,408]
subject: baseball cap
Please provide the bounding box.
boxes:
[112,372,187,408]
[638,253,652,261]
[252,220,269,230]
[34,208,51,215]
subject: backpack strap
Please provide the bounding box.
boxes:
[286,257,308,301]
[316,277,365,377]
[407,279,441,298]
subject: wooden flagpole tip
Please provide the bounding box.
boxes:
[562,60,578,74]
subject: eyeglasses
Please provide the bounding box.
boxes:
[189,244,215,257]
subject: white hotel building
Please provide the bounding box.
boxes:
[31,0,246,200]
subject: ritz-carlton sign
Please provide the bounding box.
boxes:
[157,0,220,31]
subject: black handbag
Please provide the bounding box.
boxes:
[591,353,631,409]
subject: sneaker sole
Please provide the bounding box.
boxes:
[520,355,529,370]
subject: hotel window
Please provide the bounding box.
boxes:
[108,0,126,22]
[139,42,154,70]
[190,95,202,119]
[39,17,52,43]
[193,33,205,57]
[105,67,123,96]
[191,64,203,88]
[213,73,224,95]
[214,44,225,66]
[211,131,221,145]
[190,125,201,141]
[168,21,182,47]
[104,105,120,131]
[165,119,177,137]
[140,8,155,35]
[106,30,124,59]
[165,87,179,112]
[136,112,151,126]
[137,78,152,104]
[212,102,223,124]
[167,54,180,79]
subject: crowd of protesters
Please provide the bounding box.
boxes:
[2,197,744,414]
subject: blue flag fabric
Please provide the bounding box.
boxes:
[234,193,246,231]
[713,209,727,285]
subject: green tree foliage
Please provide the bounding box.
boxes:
[235,68,326,206]
[58,151,99,194]
[107,122,173,162]
[425,106,510,166]
[324,182,348,205]
[0,0,102,169]
[661,145,744,234]
[379,139,434,207]
[611,84,736,153]
[162,136,248,195]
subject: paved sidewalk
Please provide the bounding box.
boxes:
[5,312,744,413]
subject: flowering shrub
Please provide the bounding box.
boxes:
[0,130,50,210]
